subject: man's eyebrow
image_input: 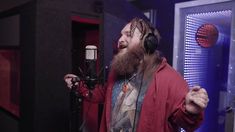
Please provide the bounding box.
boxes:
[123,30,131,34]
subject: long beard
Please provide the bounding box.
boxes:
[111,45,144,76]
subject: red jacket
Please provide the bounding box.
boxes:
[79,58,203,132]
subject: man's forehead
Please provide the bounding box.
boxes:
[121,23,141,35]
[121,23,131,32]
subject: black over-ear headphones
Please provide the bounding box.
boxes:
[144,33,159,54]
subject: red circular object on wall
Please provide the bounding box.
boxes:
[195,24,219,48]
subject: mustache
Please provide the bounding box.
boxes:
[117,42,128,51]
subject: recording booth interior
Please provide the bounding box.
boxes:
[0,0,235,132]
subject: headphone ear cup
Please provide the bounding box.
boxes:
[144,33,158,54]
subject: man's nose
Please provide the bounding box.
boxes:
[118,41,124,49]
[118,36,125,48]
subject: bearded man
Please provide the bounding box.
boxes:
[64,17,209,132]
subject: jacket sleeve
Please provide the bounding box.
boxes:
[166,67,203,131]
[170,102,203,131]
[77,83,106,103]
[76,69,116,104]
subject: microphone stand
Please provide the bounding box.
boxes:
[69,66,108,132]
[70,79,83,132]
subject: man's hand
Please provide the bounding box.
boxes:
[185,86,209,114]
[64,74,79,89]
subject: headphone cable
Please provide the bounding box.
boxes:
[132,70,144,132]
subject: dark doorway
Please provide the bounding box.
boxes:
[71,17,100,132]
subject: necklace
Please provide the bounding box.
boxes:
[122,73,137,93]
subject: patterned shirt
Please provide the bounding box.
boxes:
[110,74,151,132]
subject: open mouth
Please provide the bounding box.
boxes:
[118,44,127,50]
[118,47,127,53]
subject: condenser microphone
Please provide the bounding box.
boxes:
[85,45,97,89]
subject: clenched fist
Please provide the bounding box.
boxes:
[64,74,79,89]
[185,86,209,114]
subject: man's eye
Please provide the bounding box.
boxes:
[126,33,131,37]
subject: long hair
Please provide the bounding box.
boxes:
[129,17,161,46]
[129,18,163,80]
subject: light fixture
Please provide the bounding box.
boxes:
[195,24,219,48]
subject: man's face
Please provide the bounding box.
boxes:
[117,23,142,55]
[111,23,144,75]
